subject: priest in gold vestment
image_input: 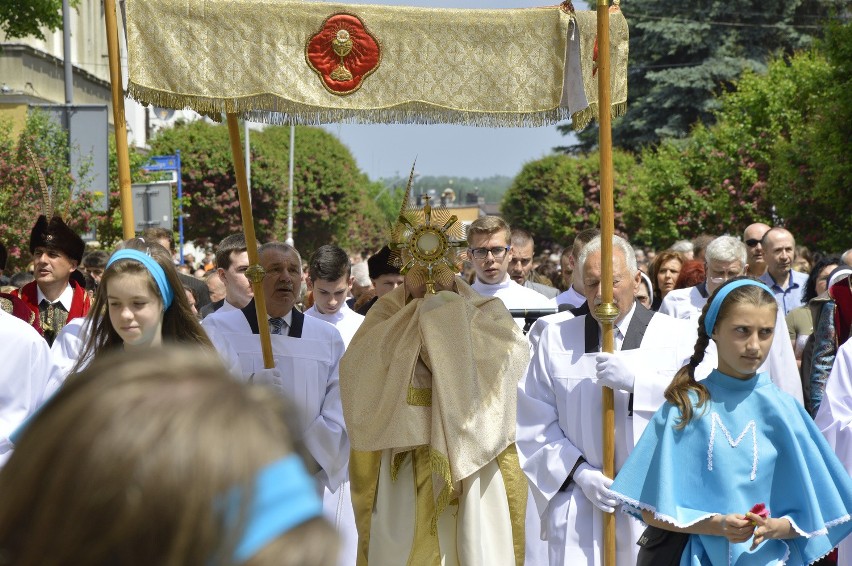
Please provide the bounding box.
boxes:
[339,188,530,565]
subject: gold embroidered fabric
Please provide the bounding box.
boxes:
[125,0,628,129]
[340,279,528,493]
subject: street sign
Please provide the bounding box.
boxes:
[143,155,179,171]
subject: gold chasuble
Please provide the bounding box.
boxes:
[125,0,628,129]
[339,280,530,565]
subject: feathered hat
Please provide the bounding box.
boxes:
[25,142,85,263]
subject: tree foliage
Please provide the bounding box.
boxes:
[148,121,387,257]
[0,109,100,271]
[0,0,78,41]
[500,151,641,248]
[512,21,852,252]
[561,0,843,152]
[630,28,851,250]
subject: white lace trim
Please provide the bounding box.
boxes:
[708,412,758,480]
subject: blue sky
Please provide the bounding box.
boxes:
[317,0,586,180]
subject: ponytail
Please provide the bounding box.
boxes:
[664,307,711,429]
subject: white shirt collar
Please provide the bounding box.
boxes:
[473,273,512,289]
[37,283,74,311]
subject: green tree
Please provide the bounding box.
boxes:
[149,121,387,256]
[500,151,641,248]
[1,0,78,41]
[0,109,100,271]
[560,0,842,152]
[626,23,852,251]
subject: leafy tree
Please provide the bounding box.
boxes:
[0,0,78,41]
[0,109,101,272]
[560,0,843,152]
[149,120,387,256]
[500,151,641,248]
[625,23,852,251]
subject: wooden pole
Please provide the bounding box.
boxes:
[226,114,275,368]
[103,0,134,239]
[596,1,618,565]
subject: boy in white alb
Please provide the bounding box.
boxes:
[305,245,365,348]
[304,244,363,565]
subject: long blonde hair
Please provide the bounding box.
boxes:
[664,277,777,429]
[0,347,338,566]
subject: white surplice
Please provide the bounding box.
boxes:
[472,275,553,330]
[304,302,364,566]
[660,284,804,404]
[517,309,696,566]
[203,307,349,492]
[815,339,852,566]
[554,285,586,309]
[304,303,364,349]
[0,310,60,466]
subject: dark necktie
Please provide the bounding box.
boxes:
[39,299,67,345]
[268,317,286,335]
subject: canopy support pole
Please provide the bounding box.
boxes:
[596,1,618,565]
[226,113,275,368]
[104,0,135,239]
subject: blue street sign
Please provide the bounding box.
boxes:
[143,155,178,171]
[140,153,186,265]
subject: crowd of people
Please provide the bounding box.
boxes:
[1,208,852,566]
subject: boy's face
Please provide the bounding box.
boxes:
[309,274,352,315]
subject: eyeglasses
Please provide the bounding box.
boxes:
[469,246,509,260]
[745,239,761,248]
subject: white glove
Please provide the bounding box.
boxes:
[573,462,617,513]
[250,368,283,388]
[595,352,635,392]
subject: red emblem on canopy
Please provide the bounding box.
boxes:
[306,13,381,96]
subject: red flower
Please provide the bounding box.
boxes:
[748,503,770,523]
[306,13,381,95]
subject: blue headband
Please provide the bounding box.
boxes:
[222,455,323,563]
[704,279,774,336]
[107,249,174,309]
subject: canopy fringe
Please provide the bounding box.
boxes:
[128,82,621,131]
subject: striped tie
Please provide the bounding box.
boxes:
[268,317,286,335]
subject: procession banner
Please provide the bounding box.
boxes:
[125,0,628,130]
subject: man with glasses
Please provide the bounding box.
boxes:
[744,221,771,277]
[468,216,552,319]
[466,215,551,564]
[509,229,558,299]
[659,235,803,403]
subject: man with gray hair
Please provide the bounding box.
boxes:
[660,235,804,404]
[517,234,697,565]
[202,242,350,553]
[660,235,746,318]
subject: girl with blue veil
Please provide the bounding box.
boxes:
[610,277,852,565]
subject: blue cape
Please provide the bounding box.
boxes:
[611,370,852,565]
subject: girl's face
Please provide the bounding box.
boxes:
[657,259,681,296]
[712,303,776,379]
[108,273,164,349]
